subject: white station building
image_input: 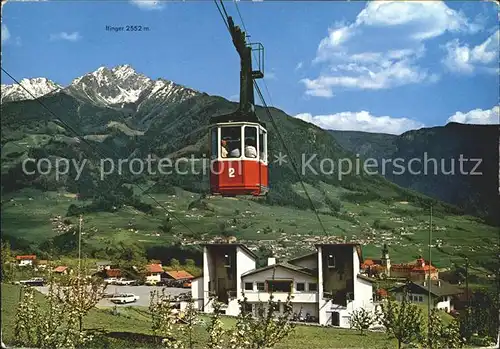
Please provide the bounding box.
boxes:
[191,243,376,328]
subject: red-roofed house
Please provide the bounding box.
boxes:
[106,269,122,278]
[16,255,36,267]
[53,266,69,274]
[145,264,163,283]
[163,270,194,281]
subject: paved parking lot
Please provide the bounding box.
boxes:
[35,285,189,307]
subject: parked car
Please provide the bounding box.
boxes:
[115,278,136,285]
[19,277,45,286]
[104,277,119,284]
[109,293,139,304]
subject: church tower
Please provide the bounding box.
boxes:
[381,243,391,276]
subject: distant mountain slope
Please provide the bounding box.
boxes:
[329,130,398,159]
[330,124,500,224]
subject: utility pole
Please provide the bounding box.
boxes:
[465,257,469,336]
[78,214,83,276]
[428,203,433,349]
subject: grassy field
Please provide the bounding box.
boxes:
[1,283,397,348]
[2,183,498,276]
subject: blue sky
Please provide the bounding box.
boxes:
[1,0,498,134]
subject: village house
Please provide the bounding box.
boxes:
[35,260,48,270]
[162,270,194,281]
[390,279,462,313]
[96,261,113,272]
[105,269,122,278]
[191,243,376,328]
[15,255,36,267]
[53,266,69,275]
[145,264,163,283]
[361,244,439,281]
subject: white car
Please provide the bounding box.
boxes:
[104,277,119,284]
[109,293,139,304]
[115,278,136,285]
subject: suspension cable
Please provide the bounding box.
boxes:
[213,1,329,236]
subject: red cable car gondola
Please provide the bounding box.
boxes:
[209,16,268,196]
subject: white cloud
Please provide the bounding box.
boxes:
[442,30,499,74]
[265,71,277,80]
[1,24,10,44]
[294,111,424,134]
[295,62,303,71]
[303,1,479,97]
[50,32,81,42]
[447,106,499,125]
[130,0,163,10]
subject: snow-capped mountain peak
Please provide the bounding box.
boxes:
[1,77,62,103]
[2,65,200,115]
[66,65,153,106]
[111,64,136,80]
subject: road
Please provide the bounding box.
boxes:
[35,285,189,307]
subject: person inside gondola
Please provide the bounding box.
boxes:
[221,140,228,158]
[244,138,257,158]
[229,145,241,157]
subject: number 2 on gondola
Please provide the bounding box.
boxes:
[228,167,235,178]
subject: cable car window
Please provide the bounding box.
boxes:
[259,128,267,163]
[244,126,258,159]
[221,126,241,158]
[211,128,218,159]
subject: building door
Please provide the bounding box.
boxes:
[217,278,228,303]
[332,312,340,326]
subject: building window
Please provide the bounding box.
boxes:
[327,254,335,268]
[296,283,305,291]
[243,126,258,159]
[211,128,218,159]
[267,280,292,293]
[224,254,231,268]
[309,283,318,292]
[418,296,423,302]
[259,128,267,163]
[256,282,265,291]
[221,126,242,158]
[244,282,253,291]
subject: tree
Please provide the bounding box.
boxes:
[427,308,444,348]
[180,298,199,349]
[14,284,95,348]
[442,318,465,348]
[349,308,375,335]
[185,259,195,268]
[255,245,273,268]
[206,300,226,349]
[1,240,14,282]
[228,294,295,349]
[57,271,107,331]
[170,258,181,270]
[149,289,183,348]
[377,290,425,349]
[159,218,173,234]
